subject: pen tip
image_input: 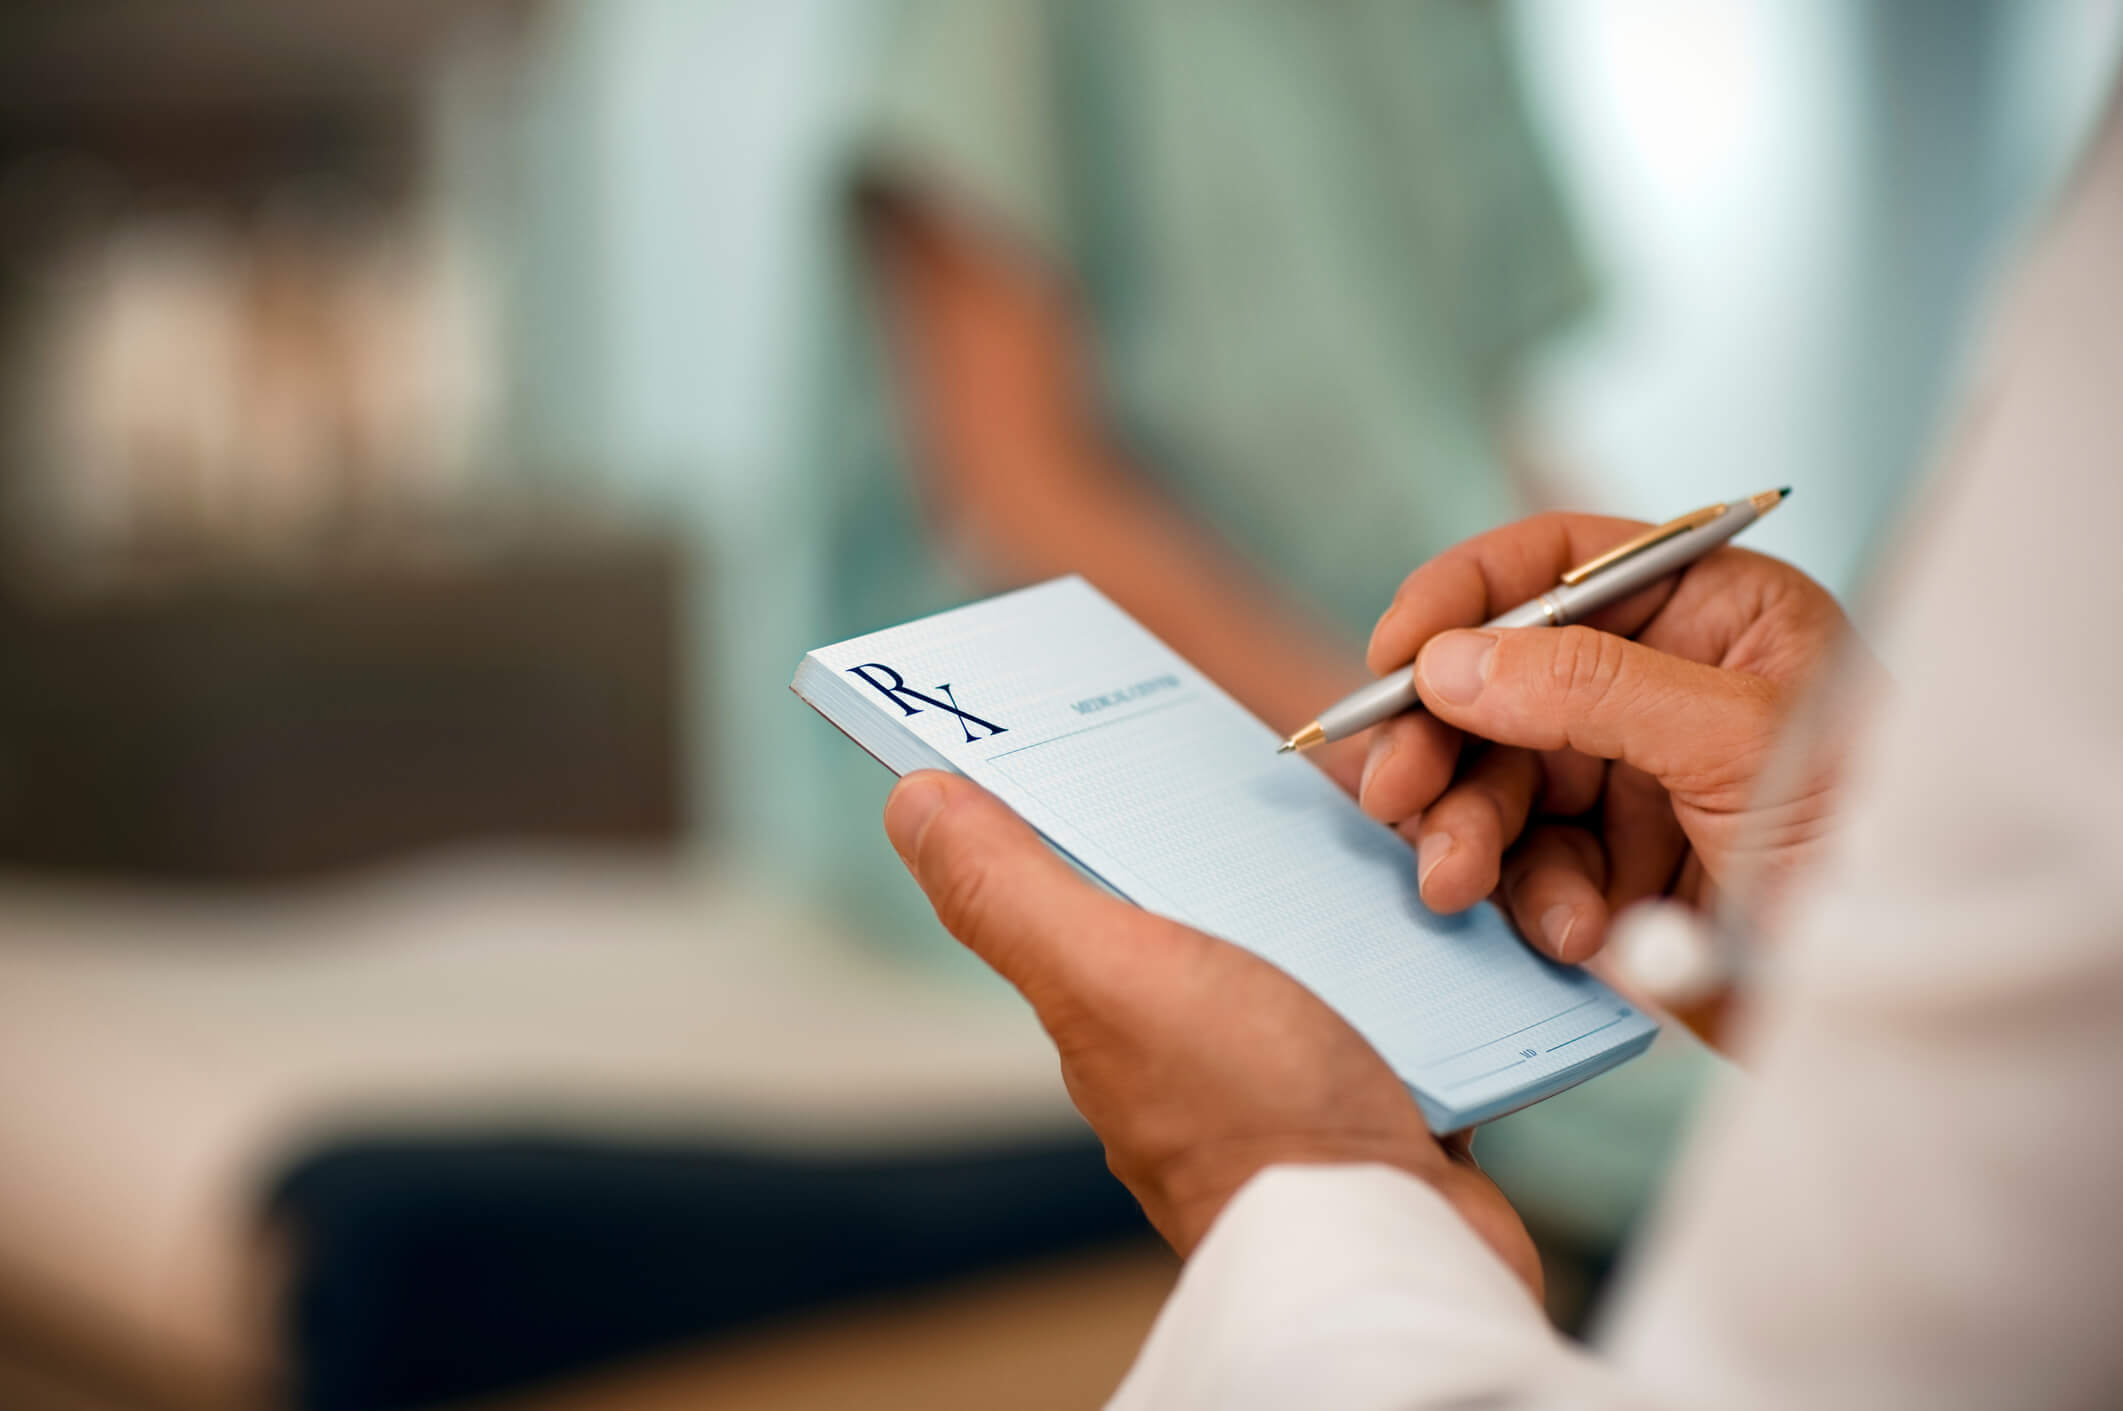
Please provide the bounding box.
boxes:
[1278,722,1327,755]
[1778,485,1793,498]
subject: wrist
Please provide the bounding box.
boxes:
[1149,1134,1450,1257]
[1154,1144,1541,1299]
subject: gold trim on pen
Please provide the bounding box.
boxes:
[1559,503,1728,586]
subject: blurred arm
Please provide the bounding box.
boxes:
[867,199,1367,758]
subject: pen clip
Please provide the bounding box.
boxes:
[1559,503,1728,586]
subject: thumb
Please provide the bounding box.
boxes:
[1414,627,1783,795]
[883,771,1137,997]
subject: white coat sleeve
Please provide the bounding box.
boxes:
[1108,1162,1634,1411]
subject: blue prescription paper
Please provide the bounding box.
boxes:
[791,577,1656,1131]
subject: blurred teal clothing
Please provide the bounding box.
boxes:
[842,0,1587,637]
[808,0,1587,950]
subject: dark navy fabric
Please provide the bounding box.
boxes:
[266,1134,1146,1411]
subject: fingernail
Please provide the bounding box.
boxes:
[883,776,948,865]
[1360,733,1395,801]
[1417,833,1453,894]
[1540,904,1577,959]
[1419,631,1496,706]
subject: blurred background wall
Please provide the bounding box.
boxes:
[10,0,2117,867]
[497,0,872,865]
[1516,0,2123,597]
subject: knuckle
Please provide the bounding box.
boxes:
[1548,626,1628,706]
[1498,847,1540,911]
[1452,765,1511,843]
[931,854,993,942]
[1525,509,1575,540]
[1552,822,1608,879]
[1671,675,1784,794]
[1467,782,1509,844]
[1480,750,1539,833]
[919,811,997,940]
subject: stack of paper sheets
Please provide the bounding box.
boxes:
[794,577,1657,1132]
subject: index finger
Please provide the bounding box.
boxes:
[1365,512,1681,676]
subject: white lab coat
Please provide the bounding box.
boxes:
[1110,85,2123,1411]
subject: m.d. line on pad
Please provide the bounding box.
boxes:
[1072,675,1184,717]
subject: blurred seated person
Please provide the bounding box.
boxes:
[818,0,1697,1276]
[847,0,1588,793]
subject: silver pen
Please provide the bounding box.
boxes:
[1278,487,1791,753]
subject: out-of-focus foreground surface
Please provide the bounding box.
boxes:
[0,3,2116,1409]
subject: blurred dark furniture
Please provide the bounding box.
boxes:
[272,1134,1149,1411]
[0,532,683,878]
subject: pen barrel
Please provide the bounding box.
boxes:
[1548,500,1761,625]
[1314,668,1423,741]
[1312,499,1764,744]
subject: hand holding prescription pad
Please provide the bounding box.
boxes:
[792,577,1655,1131]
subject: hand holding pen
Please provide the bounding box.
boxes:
[1290,495,1861,967]
[1282,489,1790,753]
